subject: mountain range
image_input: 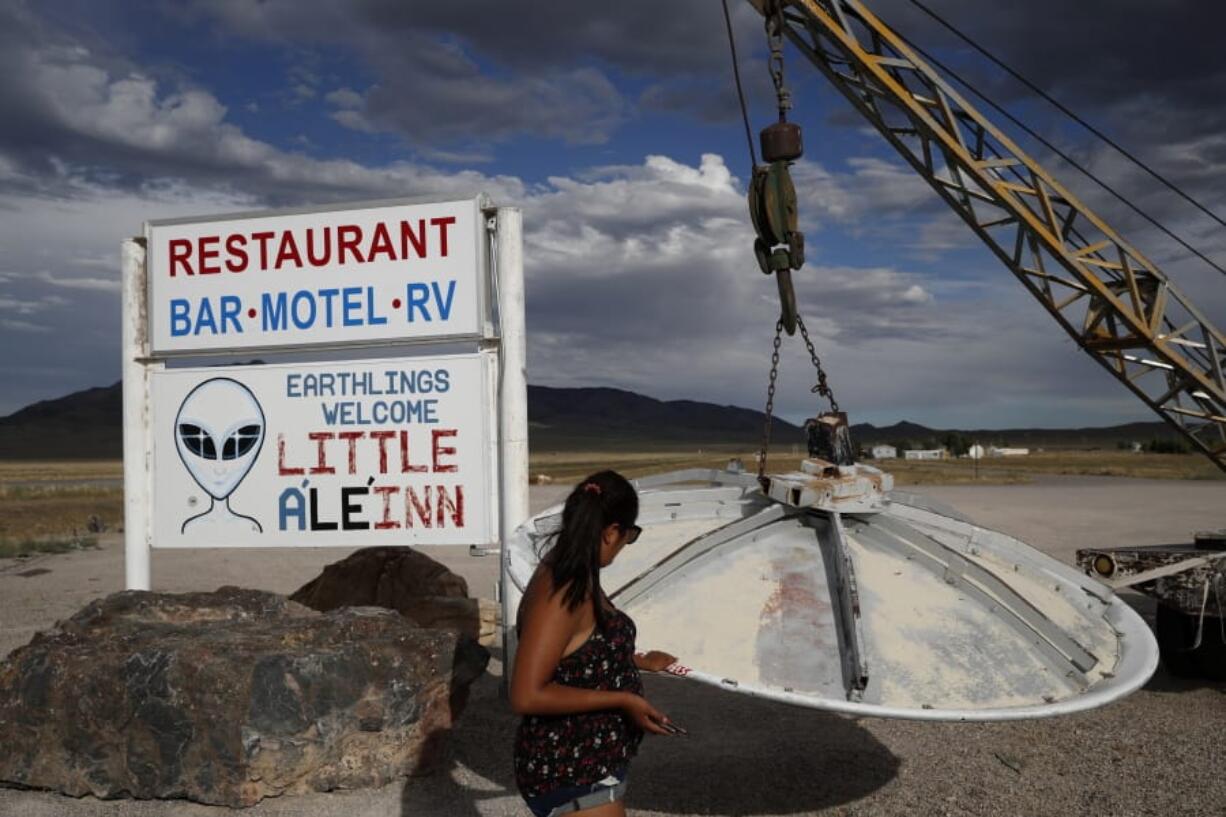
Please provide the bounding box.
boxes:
[0,380,1180,461]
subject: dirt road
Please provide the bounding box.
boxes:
[2,476,1223,816]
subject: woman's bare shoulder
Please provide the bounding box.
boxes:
[526,560,554,596]
[520,562,590,627]
[521,562,568,615]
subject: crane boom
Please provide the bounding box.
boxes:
[746,0,1226,472]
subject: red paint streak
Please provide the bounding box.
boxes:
[337,431,363,475]
[369,430,396,474]
[432,429,458,473]
[276,434,303,475]
[398,430,427,473]
[372,485,400,529]
[760,568,826,633]
[405,486,432,528]
[436,484,464,527]
[337,224,363,264]
[168,239,193,276]
[431,215,456,256]
[308,432,335,475]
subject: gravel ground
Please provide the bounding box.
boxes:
[1,476,1223,817]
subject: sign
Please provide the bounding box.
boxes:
[149,353,494,548]
[147,196,487,354]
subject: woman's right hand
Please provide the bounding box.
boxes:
[621,693,673,736]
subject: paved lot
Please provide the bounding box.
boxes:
[2,477,1224,816]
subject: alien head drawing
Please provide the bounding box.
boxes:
[175,377,265,533]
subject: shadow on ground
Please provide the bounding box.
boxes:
[401,648,901,817]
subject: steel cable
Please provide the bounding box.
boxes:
[722,0,759,171]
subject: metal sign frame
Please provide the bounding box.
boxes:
[122,199,528,590]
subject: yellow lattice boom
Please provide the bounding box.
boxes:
[746,0,1226,471]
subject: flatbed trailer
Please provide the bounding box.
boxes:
[1078,533,1226,679]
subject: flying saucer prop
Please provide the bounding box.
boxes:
[504,465,1158,722]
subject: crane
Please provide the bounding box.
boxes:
[743,0,1226,473]
[740,0,1226,677]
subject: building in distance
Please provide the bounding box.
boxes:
[904,449,948,461]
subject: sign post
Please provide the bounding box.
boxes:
[122,196,525,588]
[495,209,529,685]
[122,238,154,590]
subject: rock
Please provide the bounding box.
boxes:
[290,546,468,608]
[290,547,501,646]
[0,587,489,807]
[400,596,502,648]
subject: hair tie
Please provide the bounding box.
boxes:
[582,482,602,496]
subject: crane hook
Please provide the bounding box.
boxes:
[748,1,805,334]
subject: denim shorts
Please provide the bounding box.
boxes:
[522,767,628,817]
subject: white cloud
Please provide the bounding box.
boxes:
[324,87,363,109]
[516,154,960,425]
[0,150,964,422]
[35,270,119,292]
[330,108,377,134]
[0,27,528,204]
[0,297,41,314]
[0,293,67,314]
[0,318,51,333]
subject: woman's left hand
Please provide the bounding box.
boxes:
[635,650,678,672]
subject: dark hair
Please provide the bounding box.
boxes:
[540,470,638,632]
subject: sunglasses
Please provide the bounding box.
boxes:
[620,524,642,545]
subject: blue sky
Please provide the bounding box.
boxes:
[1,0,1224,430]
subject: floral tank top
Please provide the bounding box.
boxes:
[513,604,645,797]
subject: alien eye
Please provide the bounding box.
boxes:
[179,423,218,459]
[222,424,262,460]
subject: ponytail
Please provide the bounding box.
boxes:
[540,470,638,632]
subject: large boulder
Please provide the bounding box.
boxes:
[0,587,488,807]
[290,547,500,646]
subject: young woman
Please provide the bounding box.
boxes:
[510,470,678,817]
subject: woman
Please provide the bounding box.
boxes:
[510,470,679,817]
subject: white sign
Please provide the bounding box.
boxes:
[147,196,487,354]
[149,353,494,548]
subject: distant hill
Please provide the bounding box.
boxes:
[528,386,802,449]
[0,380,1177,460]
[0,382,803,459]
[0,383,124,460]
[849,419,1180,448]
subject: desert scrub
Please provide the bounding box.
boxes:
[0,534,99,559]
[0,483,122,542]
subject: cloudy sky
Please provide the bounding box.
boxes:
[2,0,1224,429]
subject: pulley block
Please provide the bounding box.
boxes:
[748,151,805,334]
[748,161,799,248]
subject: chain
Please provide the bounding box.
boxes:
[797,315,840,414]
[756,317,841,487]
[754,4,841,486]
[756,320,785,486]
[767,3,791,119]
